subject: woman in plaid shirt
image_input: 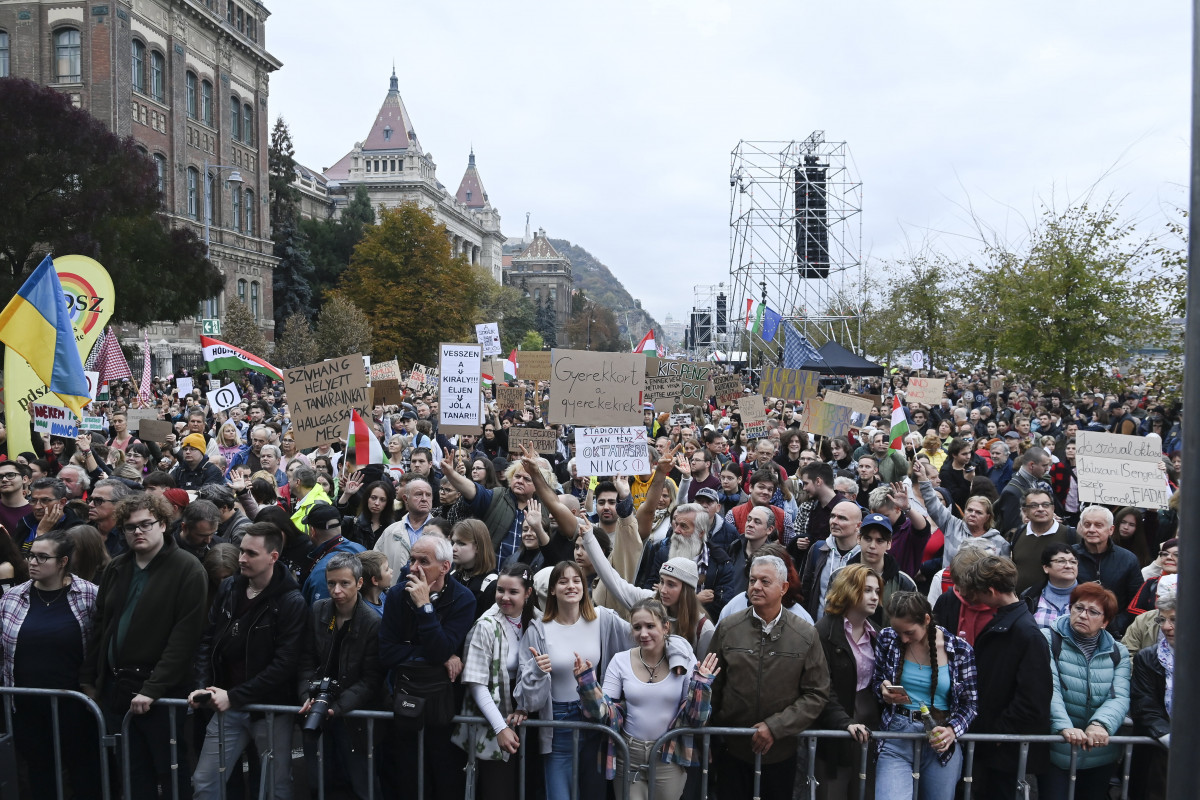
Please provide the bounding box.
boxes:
[873,591,978,800]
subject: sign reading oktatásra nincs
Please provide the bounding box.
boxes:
[574,427,652,476]
[439,343,483,435]
[548,349,645,426]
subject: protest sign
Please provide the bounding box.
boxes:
[799,398,859,438]
[80,416,105,431]
[483,359,506,385]
[1076,431,1168,509]
[712,373,744,405]
[518,351,552,382]
[209,379,221,391]
[475,323,502,356]
[508,426,559,455]
[373,379,405,406]
[407,364,429,391]
[284,354,371,449]
[31,404,78,438]
[84,371,100,400]
[669,413,694,429]
[990,378,1004,395]
[176,377,194,397]
[548,349,644,426]
[904,376,945,405]
[125,407,159,434]
[574,427,652,476]
[371,359,401,382]
[861,394,884,414]
[497,385,524,412]
[738,396,769,439]
[207,383,242,413]
[910,350,925,370]
[760,366,821,404]
[439,343,483,435]
[139,419,173,443]
[643,370,683,412]
[646,358,714,408]
[823,391,872,428]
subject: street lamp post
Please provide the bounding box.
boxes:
[202,158,244,253]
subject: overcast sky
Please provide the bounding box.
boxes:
[267,1,1190,325]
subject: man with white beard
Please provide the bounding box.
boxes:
[634,501,737,618]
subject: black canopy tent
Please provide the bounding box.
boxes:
[800,340,885,376]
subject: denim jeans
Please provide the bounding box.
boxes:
[192,709,293,800]
[875,716,962,800]
[545,700,604,800]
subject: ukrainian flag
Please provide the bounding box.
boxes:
[0,255,91,418]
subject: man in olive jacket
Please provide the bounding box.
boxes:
[709,553,830,800]
[81,492,208,800]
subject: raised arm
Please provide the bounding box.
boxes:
[636,445,682,540]
[518,444,579,538]
[578,517,652,610]
[439,448,478,501]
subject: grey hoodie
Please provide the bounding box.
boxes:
[918,480,1009,567]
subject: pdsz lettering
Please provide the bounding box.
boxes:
[63,293,105,312]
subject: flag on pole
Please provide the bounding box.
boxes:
[760,307,782,342]
[503,349,518,382]
[0,255,93,418]
[137,331,153,406]
[633,329,656,354]
[201,335,284,381]
[745,299,764,332]
[347,408,383,469]
[94,326,132,386]
[481,371,494,390]
[889,395,910,450]
[782,323,826,369]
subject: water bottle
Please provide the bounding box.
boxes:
[919,703,937,742]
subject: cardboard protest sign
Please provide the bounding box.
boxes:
[125,408,159,434]
[371,359,401,382]
[990,378,1004,395]
[760,366,821,404]
[176,377,194,397]
[80,415,105,431]
[823,391,872,428]
[712,373,744,405]
[31,404,78,438]
[645,358,713,408]
[497,385,524,412]
[284,354,371,450]
[904,376,945,405]
[438,343,483,435]
[669,413,694,429]
[207,383,242,413]
[643,358,684,412]
[799,398,859,438]
[139,419,174,443]
[1076,431,1168,509]
[209,379,221,391]
[518,351,552,382]
[475,323,502,356]
[574,427,652,476]
[548,349,644,426]
[738,396,769,439]
[373,379,405,406]
[407,364,429,391]
[508,426,559,455]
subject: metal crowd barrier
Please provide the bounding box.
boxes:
[0,687,1167,800]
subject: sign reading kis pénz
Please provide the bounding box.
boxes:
[575,427,652,476]
[548,349,645,426]
[760,367,821,404]
[284,354,371,450]
[508,425,559,455]
[645,358,714,408]
[1076,431,1168,509]
[31,404,78,438]
[439,343,483,435]
[904,376,946,405]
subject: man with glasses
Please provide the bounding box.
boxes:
[88,478,133,557]
[1008,486,1078,595]
[994,446,1054,534]
[1071,505,1142,637]
[13,477,84,552]
[81,492,208,800]
[0,462,30,537]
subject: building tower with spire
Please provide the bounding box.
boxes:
[504,228,573,345]
[318,70,505,281]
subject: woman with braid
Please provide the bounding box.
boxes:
[873,592,978,800]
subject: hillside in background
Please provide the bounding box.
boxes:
[547,238,661,347]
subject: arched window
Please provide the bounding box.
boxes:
[187,167,199,219]
[150,51,164,101]
[202,296,219,319]
[131,40,145,93]
[244,189,254,235]
[55,29,81,83]
[0,31,10,78]
[186,71,197,118]
[230,97,240,142]
[201,80,213,125]
[237,279,247,305]
[242,103,253,145]
[250,281,259,320]
[232,187,242,232]
[153,153,167,196]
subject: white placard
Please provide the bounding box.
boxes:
[177,377,194,396]
[574,427,652,477]
[438,343,483,434]
[1076,431,1168,509]
[476,322,502,356]
[80,416,106,431]
[31,403,78,438]
[911,350,925,370]
[207,383,243,413]
[84,370,100,400]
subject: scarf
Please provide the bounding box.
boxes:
[1158,635,1174,718]
[954,588,997,647]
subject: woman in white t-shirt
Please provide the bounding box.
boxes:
[574,598,719,800]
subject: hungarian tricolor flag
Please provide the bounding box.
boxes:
[633,329,656,354]
[481,372,494,390]
[201,336,283,381]
[889,395,910,450]
[503,349,518,382]
[347,409,383,469]
[745,299,764,332]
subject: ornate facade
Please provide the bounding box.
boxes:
[504,228,572,345]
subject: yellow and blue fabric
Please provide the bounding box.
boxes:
[0,255,92,418]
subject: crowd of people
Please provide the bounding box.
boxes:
[0,365,1180,800]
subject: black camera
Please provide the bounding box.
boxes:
[302,677,340,733]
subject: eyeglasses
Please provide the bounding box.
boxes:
[0,473,21,481]
[1070,604,1104,619]
[1049,558,1078,566]
[122,519,161,535]
[23,552,60,564]
[1024,502,1054,510]
[88,496,114,505]
[29,497,59,506]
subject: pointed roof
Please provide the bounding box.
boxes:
[362,68,420,153]
[455,149,489,208]
[514,228,566,261]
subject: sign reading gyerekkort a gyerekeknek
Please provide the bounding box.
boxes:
[548,349,645,426]
[1076,431,1169,509]
[439,343,483,435]
[574,427,652,476]
[284,354,371,450]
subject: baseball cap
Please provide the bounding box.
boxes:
[861,512,893,536]
[695,487,720,503]
[304,503,342,530]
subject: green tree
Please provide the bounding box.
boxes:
[874,253,958,368]
[314,291,373,359]
[566,291,622,351]
[303,184,376,308]
[0,78,221,325]
[268,117,301,226]
[520,330,545,352]
[272,312,319,368]
[538,295,558,347]
[222,298,269,358]
[269,118,314,327]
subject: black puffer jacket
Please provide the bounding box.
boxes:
[194,561,309,708]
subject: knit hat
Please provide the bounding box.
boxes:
[180,433,206,453]
[162,488,190,511]
[659,557,700,590]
